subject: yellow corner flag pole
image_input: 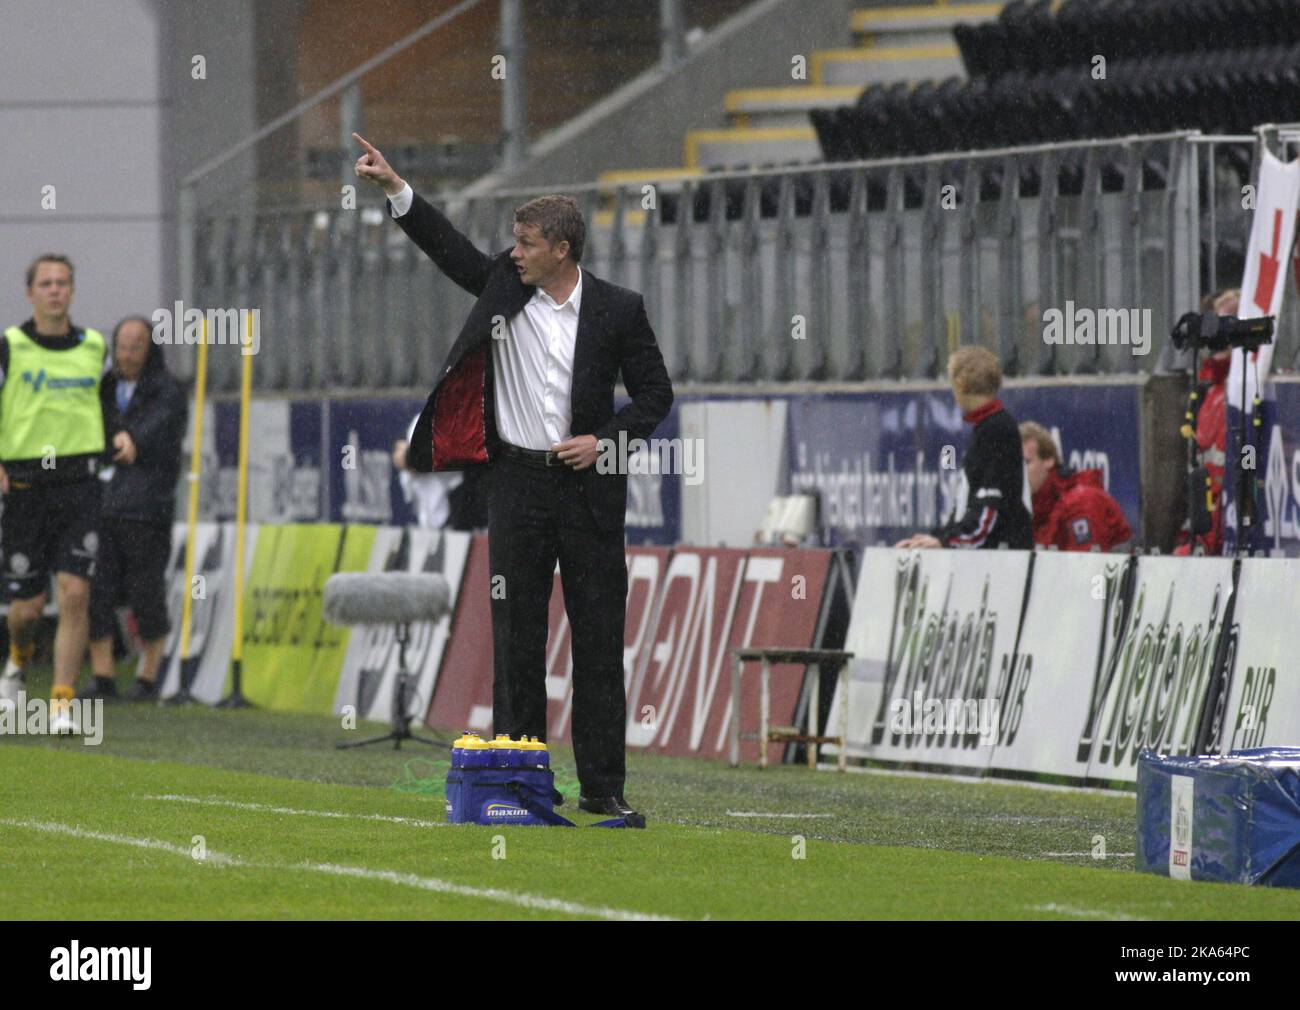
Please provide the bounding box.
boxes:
[174,316,209,705]
[219,313,254,708]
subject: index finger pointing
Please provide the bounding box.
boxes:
[352,132,378,155]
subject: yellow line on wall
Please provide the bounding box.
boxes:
[684,127,818,168]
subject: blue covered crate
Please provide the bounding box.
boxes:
[1136,747,1300,888]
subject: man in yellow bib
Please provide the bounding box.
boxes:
[0,255,132,733]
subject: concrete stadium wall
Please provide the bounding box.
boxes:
[0,0,166,335]
[203,370,1300,559]
[197,377,1183,554]
[0,0,268,344]
[463,0,858,193]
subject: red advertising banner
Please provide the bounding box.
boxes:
[626,548,832,763]
[424,534,495,734]
[544,546,674,743]
[425,539,674,738]
[713,547,832,764]
[425,536,833,765]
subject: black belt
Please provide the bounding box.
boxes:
[497,441,569,469]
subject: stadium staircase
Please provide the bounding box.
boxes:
[594,2,1002,217]
[591,0,1300,243]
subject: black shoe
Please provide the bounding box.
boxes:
[125,679,159,702]
[578,794,646,828]
[78,677,119,702]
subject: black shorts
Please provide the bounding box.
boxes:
[1,478,102,601]
[88,518,173,641]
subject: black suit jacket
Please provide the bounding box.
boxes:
[393,190,674,533]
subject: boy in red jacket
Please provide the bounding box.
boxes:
[1020,421,1132,551]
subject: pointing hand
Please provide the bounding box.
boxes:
[353,133,406,198]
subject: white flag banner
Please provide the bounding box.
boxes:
[1230,149,1300,412]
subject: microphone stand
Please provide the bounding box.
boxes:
[336,622,447,751]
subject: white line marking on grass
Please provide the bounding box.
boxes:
[0,819,245,866]
[1042,852,1135,858]
[139,794,446,829]
[1031,903,1145,921]
[725,811,834,819]
[2,818,676,922]
[298,862,677,921]
[828,763,1135,798]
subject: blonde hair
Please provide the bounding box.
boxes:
[1019,421,1059,464]
[1212,288,1240,315]
[947,345,1002,397]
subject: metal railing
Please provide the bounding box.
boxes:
[193,127,1294,393]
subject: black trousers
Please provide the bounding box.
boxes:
[88,518,173,642]
[487,455,628,797]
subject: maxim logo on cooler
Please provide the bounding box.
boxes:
[485,804,529,819]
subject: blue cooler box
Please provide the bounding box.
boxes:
[445,766,560,827]
[1136,747,1300,887]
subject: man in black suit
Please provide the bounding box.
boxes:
[355,134,672,826]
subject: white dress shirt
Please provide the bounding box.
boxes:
[390,183,579,451]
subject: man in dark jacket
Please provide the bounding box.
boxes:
[81,316,187,701]
[897,345,1033,550]
[354,134,672,826]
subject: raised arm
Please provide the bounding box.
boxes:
[353,133,492,297]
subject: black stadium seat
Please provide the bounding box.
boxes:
[672,0,1281,283]
[810,37,1300,166]
[953,0,1300,79]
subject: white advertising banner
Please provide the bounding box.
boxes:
[986,550,1124,781]
[159,521,260,704]
[827,550,1241,785]
[1078,555,1235,785]
[826,547,1032,772]
[332,527,472,722]
[1214,557,1300,752]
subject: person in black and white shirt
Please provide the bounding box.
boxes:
[897,345,1033,550]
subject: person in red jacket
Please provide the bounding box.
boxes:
[1173,288,1237,556]
[1020,421,1132,551]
